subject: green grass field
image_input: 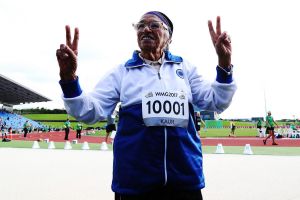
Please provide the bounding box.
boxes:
[24,113,258,136]
[200,128,257,137]
[23,114,107,129]
[40,121,107,129]
[202,146,300,156]
[23,114,74,120]
[22,114,260,129]
[0,140,113,150]
[1,140,300,156]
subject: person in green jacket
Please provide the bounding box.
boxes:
[75,122,83,139]
[257,119,263,137]
[64,119,71,140]
[23,120,31,138]
[263,111,278,145]
[229,121,236,137]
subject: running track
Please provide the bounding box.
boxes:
[7,131,300,147]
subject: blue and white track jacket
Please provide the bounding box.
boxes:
[60,50,237,194]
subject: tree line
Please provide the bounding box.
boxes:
[14,108,67,114]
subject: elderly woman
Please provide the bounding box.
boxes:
[56,11,236,200]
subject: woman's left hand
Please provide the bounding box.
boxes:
[208,16,232,68]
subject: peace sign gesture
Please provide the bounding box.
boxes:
[56,25,79,81]
[208,16,232,68]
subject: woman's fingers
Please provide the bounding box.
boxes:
[65,25,79,53]
[216,32,231,46]
[216,16,221,36]
[57,26,78,81]
[208,20,216,44]
[57,44,76,59]
[208,16,224,46]
[72,27,79,53]
[65,25,72,48]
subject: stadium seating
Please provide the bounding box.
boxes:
[0,110,45,132]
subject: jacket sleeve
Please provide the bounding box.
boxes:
[60,65,123,124]
[184,60,237,113]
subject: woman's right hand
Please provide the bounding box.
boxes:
[208,16,232,68]
[56,25,79,81]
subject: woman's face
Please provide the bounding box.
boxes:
[136,14,170,54]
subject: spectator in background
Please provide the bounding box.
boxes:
[75,122,83,139]
[229,121,236,137]
[290,124,297,131]
[263,111,278,145]
[8,127,12,135]
[64,119,71,140]
[29,124,33,133]
[1,125,7,139]
[257,119,263,137]
[0,118,4,137]
[195,112,205,135]
[23,120,31,138]
[105,115,116,143]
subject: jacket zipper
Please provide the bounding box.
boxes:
[158,72,161,80]
[156,64,167,185]
[164,127,167,185]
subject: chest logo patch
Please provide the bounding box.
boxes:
[176,69,184,79]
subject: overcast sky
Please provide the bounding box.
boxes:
[1,0,299,120]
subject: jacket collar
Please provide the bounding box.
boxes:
[124,50,183,68]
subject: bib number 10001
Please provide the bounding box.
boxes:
[146,100,185,115]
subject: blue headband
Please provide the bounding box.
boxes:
[145,11,173,36]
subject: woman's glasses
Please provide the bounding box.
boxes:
[132,21,168,31]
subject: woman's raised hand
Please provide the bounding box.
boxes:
[208,16,232,68]
[56,25,79,81]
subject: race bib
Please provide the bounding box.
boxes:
[142,90,189,128]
